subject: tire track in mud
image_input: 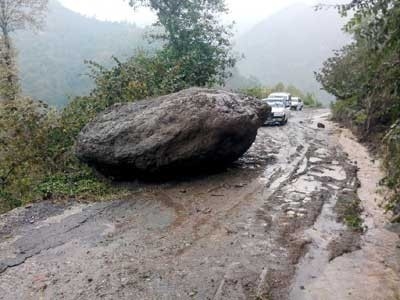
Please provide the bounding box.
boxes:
[0,109,366,300]
[171,119,313,262]
[205,112,346,300]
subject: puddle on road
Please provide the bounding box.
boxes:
[314,148,330,158]
[290,176,322,194]
[309,165,347,181]
[309,157,323,163]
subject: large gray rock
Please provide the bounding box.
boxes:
[75,88,270,178]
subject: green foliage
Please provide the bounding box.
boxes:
[86,51,185,106]
[0,43,20,101]
[0,97,116,214]
[317,1,400,134]
[304,93,322,108]
[36,171,109,200]
[0,98,55,206]
[239,86,267,99]
[128,0,236,88]
[317,0,400,216]
[0,190,22,212]
[240,83,322,107]
[335,193,364,231]
[330,97,359,126]
[344,212,363,231]
[315,44,370,101]
[74,0,236,112]
[61,95,108,139]
[382,123,400,214]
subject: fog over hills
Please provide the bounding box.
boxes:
[14,1,350,106]
[15,0,149,106]
[235,4,351,103]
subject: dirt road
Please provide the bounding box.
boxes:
[0,109,399,299]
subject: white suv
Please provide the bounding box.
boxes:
[263,99,290,125]
[267,92,292,108]
[291,97,304,111]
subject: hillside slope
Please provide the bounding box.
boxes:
[235,4,351,102]
[15,1,148,107]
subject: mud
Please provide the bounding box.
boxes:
[290,118,400,300]
[0,109,398,300]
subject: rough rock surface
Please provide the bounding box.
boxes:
[75,88,270,178]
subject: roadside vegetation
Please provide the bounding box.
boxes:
[316,0,400,218]
[335,192,364,232]
[0,0,236,213]
[240,83,323,107]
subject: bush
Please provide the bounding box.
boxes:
[0,98,55,209]
[0,97,117,214]
[382,123,400,215]
[239,86,267,99]
[86,53,180,107]
[86,47,234,109]
[330,97,359,126]
[303,92,322,107]
[36,171,110,200]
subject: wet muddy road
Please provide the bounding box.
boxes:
[0,109,399,300]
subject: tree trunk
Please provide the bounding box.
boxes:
[1,29,19,101]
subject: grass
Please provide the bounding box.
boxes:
[335,192,364,232]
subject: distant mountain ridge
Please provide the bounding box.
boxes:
[14,2,350,106]
[235,4,351,103]
[15,0,149,107]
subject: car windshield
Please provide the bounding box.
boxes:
[268,96,285,101]
[267,101,284,107]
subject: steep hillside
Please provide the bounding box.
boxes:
[15,1,149,107]
[235,4,351,103]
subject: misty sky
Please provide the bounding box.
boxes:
[59,0,339,33]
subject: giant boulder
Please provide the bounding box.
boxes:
[75,88,270,178]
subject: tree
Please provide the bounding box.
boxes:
[0,0,48,100]
[128,0,236,88]
[81,0,236,109]
[317,0,400,133]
